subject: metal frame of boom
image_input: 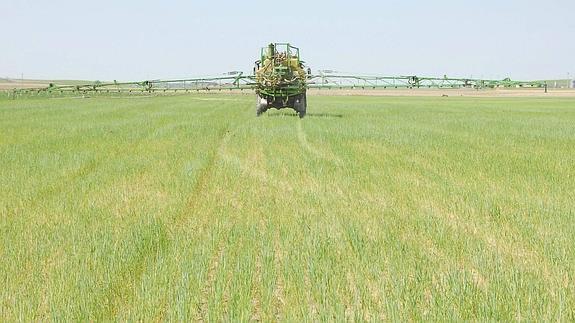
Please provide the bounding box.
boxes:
[308,73,546,89]
[4,73,547,98]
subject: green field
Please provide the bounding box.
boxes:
[1,94,574,320]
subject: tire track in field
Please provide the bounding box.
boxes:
[404,149,565,283]
[157,105,228,226]
[304,266,319,319]
[93,107,237,319]
[15,109,180,320]
[356,138,564,290]
[171,123,237,231]
[250,251,263,321]
[214,115,343,199]
[296,121,342,165]
[272,231,286,321]
[99,104,244,320]
[215,119,299,195]
[157,112,251,320]
[196,242,225,322]
[27,105,199,208]
[30,157,103,203]
[345,271,362,320]
[218,149,296,194]
[6,101,239,320]
[68,110,220,209]
[93,221,170,320]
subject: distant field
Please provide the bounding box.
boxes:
[0,95,574,320]
[0,79,95,90]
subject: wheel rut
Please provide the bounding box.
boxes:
[94,110,249,319]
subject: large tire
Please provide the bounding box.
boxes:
[294,93,306,118]
[256,94,268,116]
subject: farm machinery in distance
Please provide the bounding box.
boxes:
[254,43,310,118]
[6,43,549,118]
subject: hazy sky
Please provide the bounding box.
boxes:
[1,0,573,81]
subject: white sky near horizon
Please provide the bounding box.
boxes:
[1,0,574,81]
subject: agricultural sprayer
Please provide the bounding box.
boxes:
[5,43,548,117]
[254,43,310,118]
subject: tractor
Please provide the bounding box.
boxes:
[254,43,310,118]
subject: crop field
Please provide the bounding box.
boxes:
[0,94,574,321]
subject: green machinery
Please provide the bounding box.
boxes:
[5,43,549,115]
[254,43,309,118]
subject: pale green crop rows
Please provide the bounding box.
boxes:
[1,94,574,320]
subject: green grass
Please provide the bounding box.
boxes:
[1,94,574,321]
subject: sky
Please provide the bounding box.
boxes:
[1,0,574,81]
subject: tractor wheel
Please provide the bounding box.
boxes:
[256,95,268,116]
[294,93,306,118]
